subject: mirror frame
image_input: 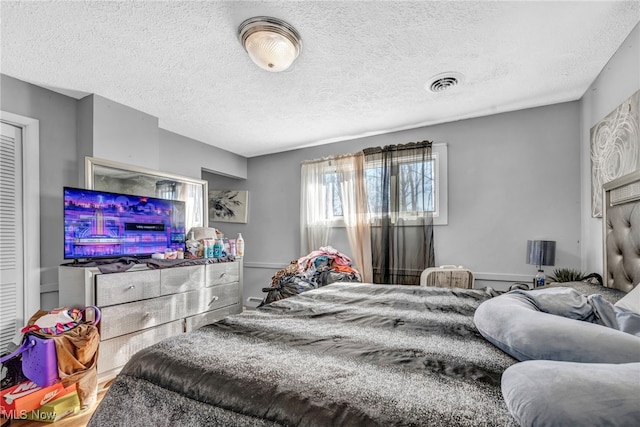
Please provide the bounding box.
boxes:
[85,156,208,229]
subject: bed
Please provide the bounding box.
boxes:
[89,284,519,426]
[88,173,640,427]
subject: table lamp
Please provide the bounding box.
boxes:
[526,240,556,287]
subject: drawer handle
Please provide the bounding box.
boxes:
[128,285,136,290]
[208,296,219,306]
[219,272,226,278]
[143,312,151,318]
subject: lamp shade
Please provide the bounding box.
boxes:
[526,240,556,267]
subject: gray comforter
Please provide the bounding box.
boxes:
[89,283,517,426]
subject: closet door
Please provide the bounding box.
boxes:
[0,122,23,354]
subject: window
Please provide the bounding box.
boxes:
[323,143,447,225]
[323,171,344,219]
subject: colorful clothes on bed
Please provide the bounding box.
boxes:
[261,246,361,306]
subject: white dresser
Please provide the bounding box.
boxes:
[58,260,243,379]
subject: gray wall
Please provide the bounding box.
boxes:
[78,95,160,174]
[579,22,640,275]
[1,74,248,310]
[1,74,79,308]
[206,102,581,304]
[159,129,247,180]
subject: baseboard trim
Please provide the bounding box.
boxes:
[474,272,531,282]
[244,262,289,269]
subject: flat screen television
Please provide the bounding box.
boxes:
[63,187,186,260]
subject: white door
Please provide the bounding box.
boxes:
[0,122,23,354]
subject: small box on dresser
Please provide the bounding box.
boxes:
[58,260,243,381]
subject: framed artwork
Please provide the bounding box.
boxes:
[209,190,249,223]
[590,89,640,217]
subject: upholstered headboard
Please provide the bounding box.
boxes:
[603,170,640,292]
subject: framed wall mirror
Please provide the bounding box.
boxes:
[85,157,208,232]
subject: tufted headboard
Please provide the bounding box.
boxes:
[603,170,640,292]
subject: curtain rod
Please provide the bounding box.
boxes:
[301,140,432,164]
[300,151,362,165]
[362,140,432,155]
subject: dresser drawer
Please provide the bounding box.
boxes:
[100,292,188,340]
[184,305,241,332]
[205,262,240,287]
[98,320,184,374]
[96,269,161,306]
[185,282,240,317]
[160,265,204,295]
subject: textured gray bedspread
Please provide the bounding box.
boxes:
[89,283,517,426]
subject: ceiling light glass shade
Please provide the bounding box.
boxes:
[239,17,302,72]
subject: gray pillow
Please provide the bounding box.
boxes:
[502,360,640,427]
[473,288,640,363]
[538,280,626,304]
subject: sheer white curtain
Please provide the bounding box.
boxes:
[334,153,373,282]
[300,159,333,253]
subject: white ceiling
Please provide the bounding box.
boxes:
[2,1,639,158]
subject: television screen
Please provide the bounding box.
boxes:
[63,187,186,260]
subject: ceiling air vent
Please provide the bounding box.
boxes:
[425,72,464,94]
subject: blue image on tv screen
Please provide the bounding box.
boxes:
[63,187,186,259]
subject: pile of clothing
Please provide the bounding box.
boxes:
[260,246,361,306]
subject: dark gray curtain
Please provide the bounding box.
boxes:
[363,141,435,285]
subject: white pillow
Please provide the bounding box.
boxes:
[615,284,640,314]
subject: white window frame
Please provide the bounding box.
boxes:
[324,143,448,226]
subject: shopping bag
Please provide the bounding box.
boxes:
[0,306,101,388]
[0,335,58,387]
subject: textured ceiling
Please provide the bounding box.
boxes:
[2,1,639,157]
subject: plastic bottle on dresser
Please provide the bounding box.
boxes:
[534,270,545,287]
[203,239,210,259]
[213,239,223,258]
[236,233,244,257]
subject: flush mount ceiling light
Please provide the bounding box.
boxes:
[425,72,465,93]
[238,16,302,72]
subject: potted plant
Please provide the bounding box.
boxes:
[547,268,584,283]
